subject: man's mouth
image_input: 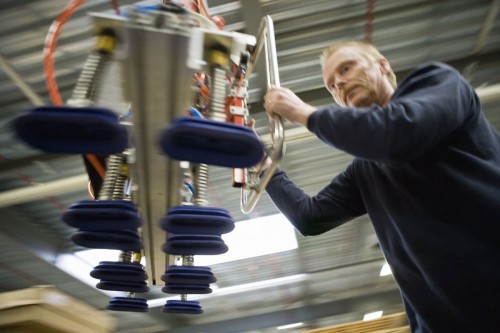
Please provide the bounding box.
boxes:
[347,89,356,102]
[343,86,359,105]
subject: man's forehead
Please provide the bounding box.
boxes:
[327,46,365,64]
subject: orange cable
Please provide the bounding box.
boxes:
[43,0,109,184]
[191,0,200,13]
[85,153,107,179]
[110,0,120,15]
[44,0,87,106]
[365,0,375,43]
[199,0,210,18]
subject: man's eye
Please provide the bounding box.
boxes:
[341,65,350,73]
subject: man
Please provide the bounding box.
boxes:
[262,40,500,332]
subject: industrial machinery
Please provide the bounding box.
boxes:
[13,0,284,314]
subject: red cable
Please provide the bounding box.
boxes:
[110,0,120,15]
[44,0,87,106]
[191,0,200,13]
[199,0,210,18]
[365,0,375,43]
[43,0,113,195]
[85,153,106,179]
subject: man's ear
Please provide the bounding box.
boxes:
[378,58,391,75]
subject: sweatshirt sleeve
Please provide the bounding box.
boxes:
[265,164,366,236]
[306,62,479,163]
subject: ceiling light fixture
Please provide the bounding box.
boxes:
[379,262,392,276]
[73,213,297,268]
[363,310,383,321]
[194,213,298,266]
[55,253,121,297]
[277,322,304,330]
[148,273,308,307]
[60,213,298,299]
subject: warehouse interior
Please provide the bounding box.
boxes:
[0,0,499,332]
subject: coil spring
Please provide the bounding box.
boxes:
[189,66,228,206]
[193,163,209,206]
[183,255,194,266]
[99,154,127,200]
[68,52,110,106]
[119,251,133,262]
[209,67,227,122]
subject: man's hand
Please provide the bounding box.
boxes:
[264,87,317,127]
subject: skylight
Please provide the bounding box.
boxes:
[277,322,304,330]
[194,213,298,266]
[379,262,392,276]
[363,311,383,321]
[65,213,297,272]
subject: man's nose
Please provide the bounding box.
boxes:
[331,79,346,106]
[334,78,346,90]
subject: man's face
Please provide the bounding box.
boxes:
[322,46,391,107]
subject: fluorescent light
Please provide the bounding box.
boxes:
[194,213,298,266]
[63,214,298,300]
[70,214,297,269]
[277,322,303,330]
[75,248,147,266]
[379,263,392,276]
[56,253,96,287]
[148,273,307,307]
[55,253,121,297]
[74,249,122,265]
[58,249,143,297]
[363,311,383,321]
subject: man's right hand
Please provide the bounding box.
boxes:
[263,86,316,127]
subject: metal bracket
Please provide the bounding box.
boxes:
[241,15,285,214]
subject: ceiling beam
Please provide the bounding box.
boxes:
[472,0,500,54]
[0,208,60,263]
[0,174,88,208]
[0,53,45,106]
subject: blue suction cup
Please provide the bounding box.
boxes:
[107,297,150,312]
[162,284,212,294]
[162,300,203,314]
[162,234,228,255]
[13,106,128,154]
[71,229,142,251]
[96,280,149,293]
[63,200,141,231]
[161,206,234,235]
[167,205,231,217]
[91,261,148,282]
[159,116,264,168]
[161,265,216,285]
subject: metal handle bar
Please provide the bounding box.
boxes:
[241,15,285,214]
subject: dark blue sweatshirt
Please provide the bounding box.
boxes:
[265,62,500,332]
